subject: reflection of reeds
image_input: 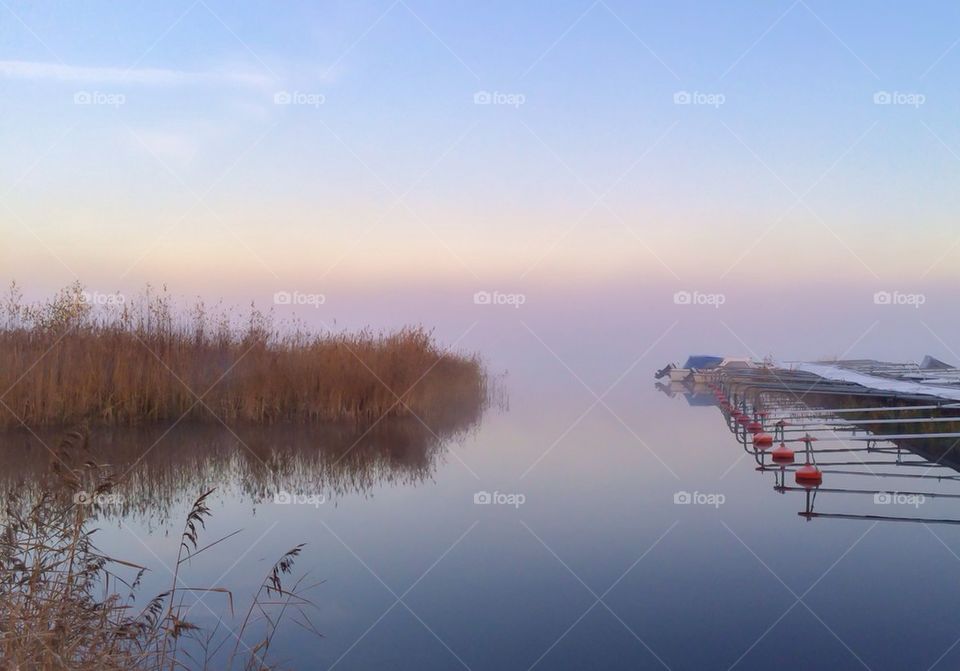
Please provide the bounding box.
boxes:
[0,282,485,429]
[0,430,317,670]
[0,415,481,529]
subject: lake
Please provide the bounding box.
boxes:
[6,291,960,670]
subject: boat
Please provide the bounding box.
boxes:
[654,355,754,384]
[654,364,693,382]
[656,354,960,403]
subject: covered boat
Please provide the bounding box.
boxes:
[655,355,725,382]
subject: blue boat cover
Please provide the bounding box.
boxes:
[682,355,724,369]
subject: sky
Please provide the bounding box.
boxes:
[7,7,960,666]
[2,1,960,309]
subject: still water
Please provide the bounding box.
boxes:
[8,295,960,670]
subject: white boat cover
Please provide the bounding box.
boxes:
[783,362,960,402]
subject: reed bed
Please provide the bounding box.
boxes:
[0,430,318,670]
[0,283,485,429]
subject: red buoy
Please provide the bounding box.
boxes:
[753,432,773,448]
[746,421,763,434]
[736,415,750,425]
[771,443,794,463]
[795,464,823,487]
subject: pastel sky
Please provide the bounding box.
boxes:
[3,0,960,300]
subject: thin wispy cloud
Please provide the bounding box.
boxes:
[0,60,273,87]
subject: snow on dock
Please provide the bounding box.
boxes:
[783,360,960,402]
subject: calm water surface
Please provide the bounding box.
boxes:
[7,300,960,670]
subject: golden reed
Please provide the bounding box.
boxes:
[0,430,317,669]
[0,283,485,428]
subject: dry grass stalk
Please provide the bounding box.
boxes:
[0,429,318,670]
[0,282,485,429]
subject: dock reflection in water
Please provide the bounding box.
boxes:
[659,379,960,526]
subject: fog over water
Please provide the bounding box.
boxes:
[6,283,960,669]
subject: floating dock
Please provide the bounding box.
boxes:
[658,355,960,525]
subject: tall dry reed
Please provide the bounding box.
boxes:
[0,282,485,429]
[0,429,318,670]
